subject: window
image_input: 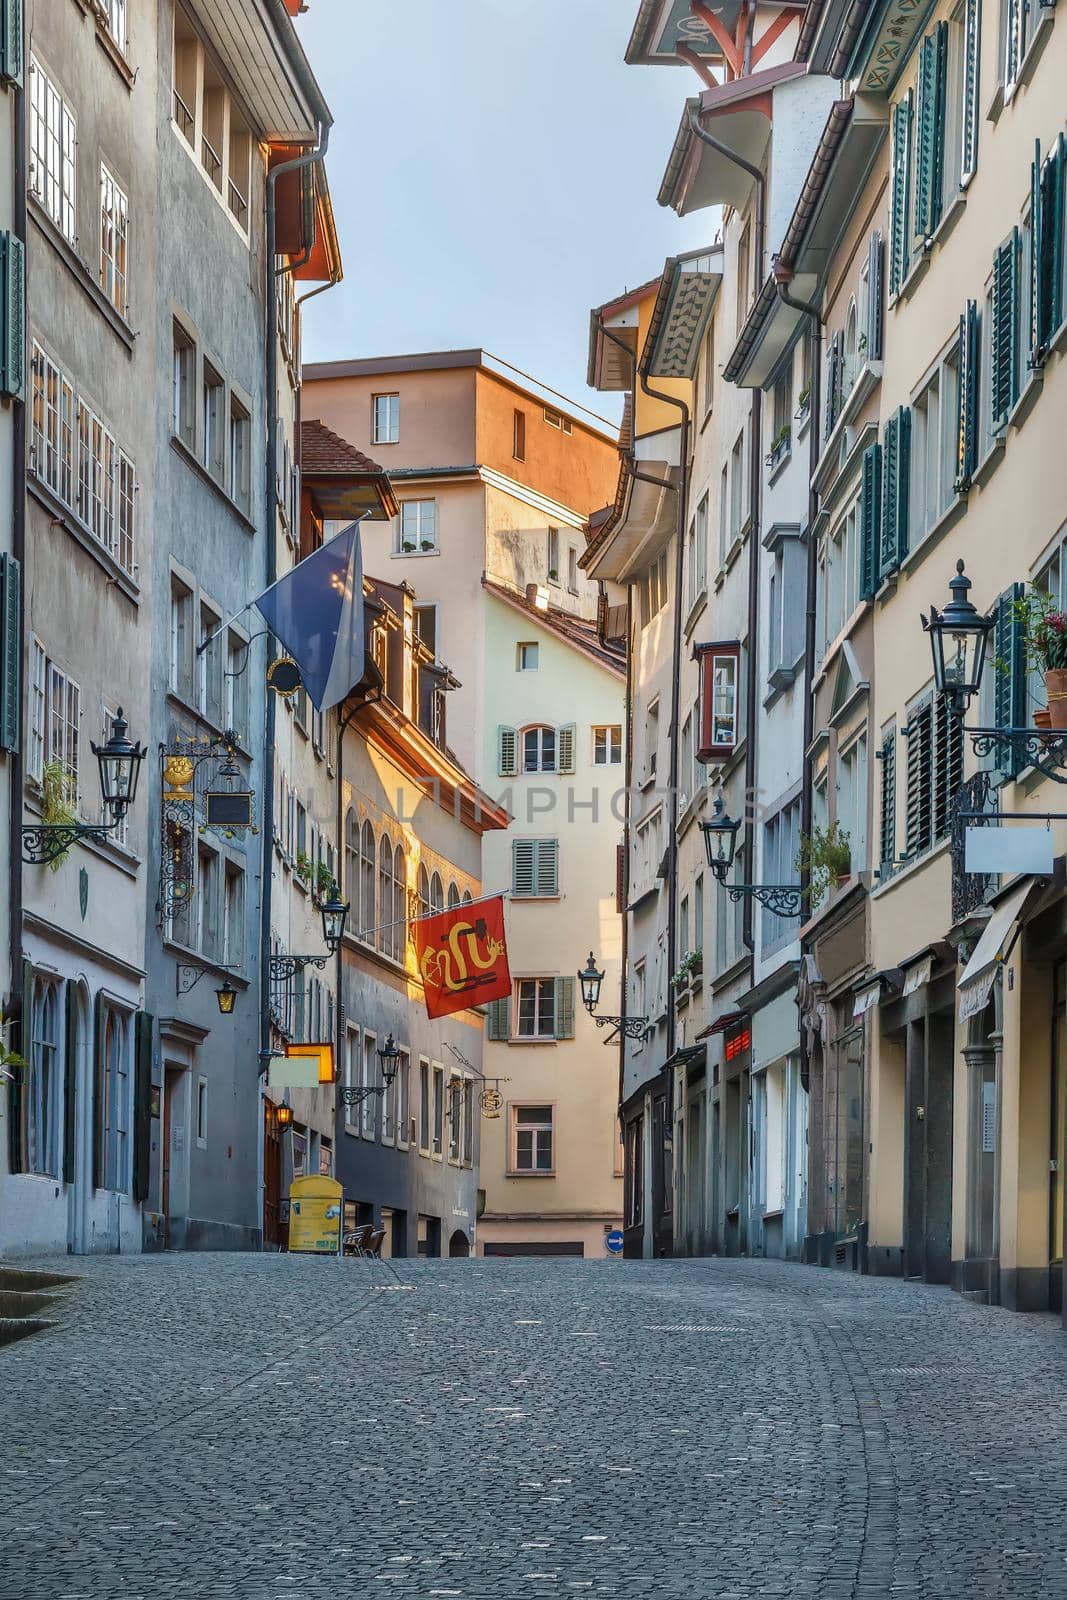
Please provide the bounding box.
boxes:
[769,532,808,681]
[344,1030,360,1129]
[432,1064,444,1155]
[815,507,859,665]
[171,8,255,236]
[100,1005,131,1192]
[889,90,913,295]
[702,319,715,414]
[393,844,407,961]
[736,224,750,331]
[680,714,693,810]
[378,835,395,957]
[202,362,226,485]
[373,393,399,444]
[548,527,560,582]
[837,733,869,877]
[196,1076,208,1150]
[523,725,556,773]
[516,642,539,672]
[414,605,438,659]
[902,691,961,862]
[879,406,912,581]
[593,725,622,765]
[543,406,571,433]
[625,1117,643,1223]
[1002,0,1037,93]
[31,345,136,576]
[687,494,709,610]
[517,978,556,1039]
[910,343,959,541]
[418,1058,432,1152]
[396,1050,411,1146]
[694,873,704,961]
[101,0,127,53]
[511,1104,554,1173]
[198,601,223,724]
[448,1076,462,1161]
[770,368,792,461]
[100,167,129,317]
[762,797,801,951]
[361,1032,377,1138]
[197,845,221,960]
[635,809,662,894]
[513,408,526,461]
[729,431,745,545]
[878,722,898,877]
[173,323,195,449]
[397,499,437,554]
[227,109,251,230]
[29,59,76,246]
[512,838,559,898]
[462,1079,474,1165]
[26,978,60,1177]
[223,864,244,968]
[697,643,740,760]
[28,642,80,803]
[225,630,248,740]
[644,699,659,781]
[640,549,669,626]
[429,871,444,915]
[568,546,578,594]
[171,579,192,696]
[229,397,251,516]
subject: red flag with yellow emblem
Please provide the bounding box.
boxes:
[414,895,511,1020]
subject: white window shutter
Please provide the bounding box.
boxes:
[558,723,576,774]
[498,724,518,776]
[554,976,575,1039]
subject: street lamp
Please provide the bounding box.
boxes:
[276,1102,293,1129]
[215,979,238,1016]
[922,560,994,717]
[320,882,350,954]
[377,1034,402,1085]
[578,952,605,1014]
[699,794,742,883]
[23,707,147,864]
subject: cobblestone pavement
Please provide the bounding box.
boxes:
[2,1254,1067,1599]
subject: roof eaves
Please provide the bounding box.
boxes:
[722,272,780,385]
[776,97,856,273]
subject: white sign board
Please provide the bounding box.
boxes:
[965,827,1053,877]
[267,1057,319,1090]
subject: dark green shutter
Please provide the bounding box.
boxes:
[1030,140,1044,364]
[933,695,963,840]
[7,958,31,1175]
[554,977,575,1040]
[994,583,1027,776]
[961,0,980,182]
[904,699,933,861]
[0,552,20,752]
[867,231,885,360]
[824,332,842,437]
[860,443,881,600]
[956,301,979,491]
[991,230,1019,427]
[132,1011,153,1204]
[1005,0,1023,87]
[895,407,911,565]
[890,92,913,294]
[878,733,897,877]
[486,997,510,1041]
[916,26,947,237]
[1052,136,1067,337]
[0,0,21,85]
[1035,135,1065,358]
[0,232,24,398]
[62,981,78,1186]
[92,990,106,1191]
[880,412,899,578]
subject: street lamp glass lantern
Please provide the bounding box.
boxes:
[91,707,146,818]
[377,1033,402,1086]
[276,1103,293,1129]
[215,980,237,1016]
[700,795,742,882]
[922,560,994,714]
[320,883,349,954]
[578,952,605,1014]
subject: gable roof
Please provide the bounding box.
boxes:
[482,580,626,677]
[300,419,399,520]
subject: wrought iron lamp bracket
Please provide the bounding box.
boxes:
[270,954,329,983]
[338,1084,386,1107]
[725,883,805,917]
[964,727,1067,785]
[21,820,119,865]
[593,1014,650,1041]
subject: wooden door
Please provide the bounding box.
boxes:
[162,1067,178,1241]
[263,1101,282,1247]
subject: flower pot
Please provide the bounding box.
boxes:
[1034,708,1053,730]
[1045,669,1067,728]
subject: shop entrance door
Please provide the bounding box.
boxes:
[1050,963,1066,1312]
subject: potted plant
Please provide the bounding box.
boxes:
[294,850,312,885]
[671,948,703,988]
[796,821,852,903]
[1014,589,1067,728]
[313,860,334,902]
[401,540,416,552]
[420,539,435,552]
[0,1013,26,1084]
[547,567,559,582]
[767,423,791,466]
[40,761,76,872]
[796,384,811,418]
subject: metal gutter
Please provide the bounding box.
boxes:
[8,18,26,1026]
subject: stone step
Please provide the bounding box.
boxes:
[0,1264,79,1293]
[0,1317,55,1348]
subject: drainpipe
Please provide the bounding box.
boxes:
[772,267,824,909]
[9,45,26,1024]
[259,125,329,1098]
[686,105,765,954]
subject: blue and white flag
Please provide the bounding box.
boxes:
[253,519,366,712]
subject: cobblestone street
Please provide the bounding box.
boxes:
[3,1255,1067,1599]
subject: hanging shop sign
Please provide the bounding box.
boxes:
[479,1089,503,1118]
[413,895,511,1020]
[965,826,1053,877]
[853,980,882,1019]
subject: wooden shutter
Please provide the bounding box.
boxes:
[860,443,882,600]
[880,409,910,576]
[132,1011,153,1204]
[62,981,78,1186]
[497,725,517,776]
[7,958,31,1175]
[878,733,897,876]
[1030,140,1044,365]
[961,0,980,182]
[512,839,535,897]
[557,723,576,774]
[1035,136,1065,359]
[916,26,947,237]
[554,976,575,1040]
[956,301,979,491]
[486,997,510,1041]
[616,840,627,913]
[1004,0,1023,88]
[994,583,1027,775]
[933,695,963,841]
[904,699,933,860]
[824,332,842,437]
[92,989,106,1191]
[890,92,913,294]
[895,407,911,565]
[866,231,885,361]
[0,231,24,398]
[0,0,21,85]
[0,552,19,752]
[991,230,1019,427]
[536,839,559,896]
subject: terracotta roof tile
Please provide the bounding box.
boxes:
[301,418,386,477]
[482,580,625,676]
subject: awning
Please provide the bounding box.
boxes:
[696,1009,748,1039]
[958,878,1042,1021]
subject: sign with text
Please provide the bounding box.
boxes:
[414,896,511,1020]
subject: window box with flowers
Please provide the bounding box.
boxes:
[1014,589,1067,729]
[671,949,703,989]
[796,822,852,904]
[766,424,791,470]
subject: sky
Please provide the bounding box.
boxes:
[295,0,713,425]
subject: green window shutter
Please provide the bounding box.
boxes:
[557,723,576,774]
[878,732,897,877]
[132,1011,153,1204]
[1029,140,1044,364]
[994,583,1027,775]
[512,839,535,897]
[554,976,575,1040]
[0,552,20,752]
[1052,136,1067,337]
[536,838,559,896]
[1005,0,1023,88]
[860,442,882,600]
[824,331,843,437]
[933,693,964,840]
[0,232,24,399]
[890,92,913,294]
[894,406,911,565]
[486,997,510,1041]
[1036,135,1065,356]
[961,0,981,182]
[903,698,933,860]
[497,725,517,776]
[0,0,21,85]
[880,412,899,578]
[7,958,32,1175]
[62,981,78,1186]
[866,231,885,361]
[92,989,106,1191]
[991,230,1019,427]
[956,301,979,491]
[915,28,947,237]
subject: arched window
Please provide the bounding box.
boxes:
[379,835,394,954]
[101,1006,130,1192]
[844,298,858,394]
[522,725,556,772]
[27,978,59,1177]
[360,821,375,942]
[430,871,444,915]
[417,862,430,921]
[344,809,359,924]
[447,880,460,910]
[393,844,407,958]
[462,888,473,905]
